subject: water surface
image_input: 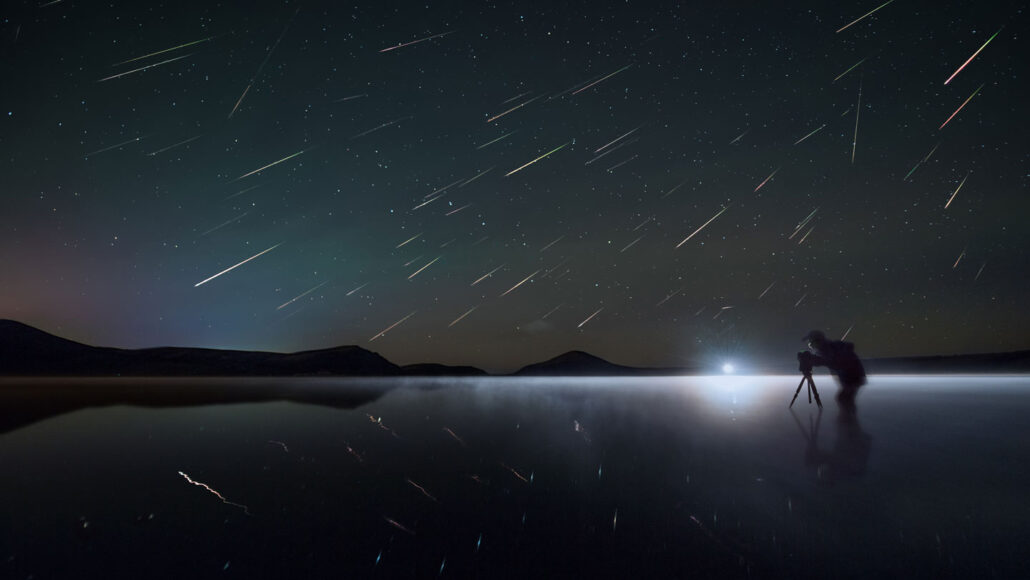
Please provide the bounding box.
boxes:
[2,375,1027,578]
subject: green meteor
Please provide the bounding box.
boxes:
[111,35,217,67]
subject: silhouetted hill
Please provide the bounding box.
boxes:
[0,320,399,376]
[514,350,673,376]
[401,363,488,376]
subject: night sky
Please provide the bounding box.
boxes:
[1,1,1027,371]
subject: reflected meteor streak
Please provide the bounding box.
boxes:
[836,0,894,33]
[577,307,603,328]
[408,256,442,279]
[112,36,217,67]
[379,30,455,52]
[194,243,281,287]
[383,517,415,535]
[472,264,505,286]
[676,206,730,248]
[944,172,970,209]
[369,311,416,342]
[500,270,540,297]
[406,479,439,502]
[233,148,310,181]
[572,64,633,95]
[443,427,466,445]
[939,84,984,130]
[486,95,543,123]
[178,471,251,515]
[276,281,329,310]
[499,462,529,483]
[506,142,570,176]
[97,53,193,82]
[944,29,1002,85]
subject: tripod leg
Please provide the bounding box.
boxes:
[807,378,812,404]
[808,376,823,408]
[789,377,806,408]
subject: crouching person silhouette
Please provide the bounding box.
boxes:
[799,330,866,413]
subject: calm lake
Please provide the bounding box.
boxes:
[2,375,1028,579]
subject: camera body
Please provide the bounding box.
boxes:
[797,350,815,374]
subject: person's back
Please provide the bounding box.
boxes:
[801,330,866,409]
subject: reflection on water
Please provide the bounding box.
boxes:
[1,376,1029,578]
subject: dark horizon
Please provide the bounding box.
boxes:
[2,1,1027,371]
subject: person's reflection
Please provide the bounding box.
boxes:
[791,404,872,484]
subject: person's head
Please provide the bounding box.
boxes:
[803,330,827,350]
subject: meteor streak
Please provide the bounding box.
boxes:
[502,90,533,104]
[584,137,638,165]
[505,142,570,176]
[460,166,494,187]
[351,116,413,139]
[146,134,202,156]
[471,264,506,286]
[199,212,248,236]
[939,84,984,130]
[577,307,603,328]
[475,131,516,149]
[793,124,826,145]
[952,248,966,269]
[841,325,854,341]
[369,311,416,342]
[759,281,776,299]
[944,172,969,209]
[500,270,540,297]
[233,148,309,181]
[539,236,564,252]
[445,204,471,216]
[333,93,368,102]
[379,30,455,53]
[661,178,690,198]
[396,233,422,248]
[620,234,644,252]
[833,57,868,82]
[729,129,749,144]
[97,53,193,82]
[676,206,730,248]
[229,7,300,118]
[595,125,642,153]
[572,64,633,95]
[85,136,144,158]
[346,283,367,296]
[276,281,329,310]
[944,29,1002,85]
[606,154,638,173]
[836,0,895,34]
[753,167,780,192]
[852,76,862,164]
[178,471,251,515]
[408,256,442,279]
[656,287,682,307]
[486,95,543,123]
[194,243,281,287]
[224,184,261,201]
[112,35,217,67]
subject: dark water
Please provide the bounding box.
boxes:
[2,375,1029,579]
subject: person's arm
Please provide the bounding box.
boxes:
[798,351,828,373]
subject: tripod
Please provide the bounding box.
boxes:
[789,372,822,409]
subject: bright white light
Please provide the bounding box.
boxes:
[722,363,735,374]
